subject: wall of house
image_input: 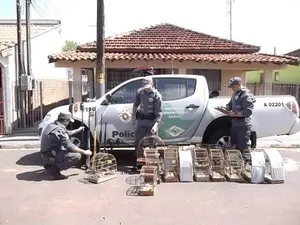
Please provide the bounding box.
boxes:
[0,48,17,134]
[55,59,282,101]
[21,26,70,123]
[246,65,300,84]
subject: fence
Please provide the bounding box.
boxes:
[10,80,300,132]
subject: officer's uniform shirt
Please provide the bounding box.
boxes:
[133,88,163,123]
[40,121,77,155]
[226,88,256,126]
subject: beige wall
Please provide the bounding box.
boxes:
[54,59,289,101]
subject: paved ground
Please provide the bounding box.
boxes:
[0,148,300,225]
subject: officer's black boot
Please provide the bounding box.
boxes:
[49,165,68,180]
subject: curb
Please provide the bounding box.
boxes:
[0,143,40,149]
[257,144,300,148]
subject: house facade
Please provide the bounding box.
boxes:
[247,48,300,84]
[0,19,68,134]
[48,23,298,104]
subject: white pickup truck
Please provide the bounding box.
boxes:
[38,74,300,149]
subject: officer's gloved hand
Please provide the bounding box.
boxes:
[151,122,158,134]
[84,150,92,156]
[78,126,85,132]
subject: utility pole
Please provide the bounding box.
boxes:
[229,0,233,40]
[25,0,33,126]
[25,0,32,75]
[95,0,105,98]
[16,0,25,127]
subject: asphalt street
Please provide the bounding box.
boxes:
[0,148,299,225]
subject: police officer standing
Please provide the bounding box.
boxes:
[131,68,163,170]
[40,111,92,180]
[226,77,256,159]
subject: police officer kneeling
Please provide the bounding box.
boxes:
[40,111,92,180]
[131,76,163,170]
[226,77,256,159]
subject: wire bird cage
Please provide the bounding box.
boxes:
[91,152,117,178]
[208,148,226,182]
[163,146,180,182]
[139,166,158,196]
[224,149,244,182]
[192,146,210,182]
[137,135,165,166]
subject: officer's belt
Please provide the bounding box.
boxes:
[137,113,156,120]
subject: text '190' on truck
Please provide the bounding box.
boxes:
[38,74,300,150]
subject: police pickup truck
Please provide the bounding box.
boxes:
[38,74,300,149]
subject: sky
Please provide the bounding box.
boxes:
[0,0,299,55]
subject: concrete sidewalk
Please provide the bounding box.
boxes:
[0,131,300,149]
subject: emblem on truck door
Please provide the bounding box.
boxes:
[118,110,132,122]
[165,126,185,137]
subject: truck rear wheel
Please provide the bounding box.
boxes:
[208,128,231,148]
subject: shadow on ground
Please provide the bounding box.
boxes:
[15,151,43,166]
[16,169,79,182]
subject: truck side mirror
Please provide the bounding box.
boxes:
[209,90,220,98]
[101,94,112,105]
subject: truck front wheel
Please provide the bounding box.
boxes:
[208,128,231,148]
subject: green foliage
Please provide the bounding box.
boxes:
[61,40,79,52]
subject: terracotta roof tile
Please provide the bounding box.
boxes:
[48,51,299,65]
[78,23,260,54]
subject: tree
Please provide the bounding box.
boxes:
[61,40,79,52]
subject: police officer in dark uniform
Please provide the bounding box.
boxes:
[131,67,163,170]
[40,111,92,180]
[226,77,256,159]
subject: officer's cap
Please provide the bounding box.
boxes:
[142,76,153,89]
[58,111,74,122]
[228,77,242,88]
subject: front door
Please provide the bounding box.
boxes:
[101,78,143,146]
[154,77,205,143]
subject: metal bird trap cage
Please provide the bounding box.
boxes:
[87,152,117,184]
[192,146,210,182]
[143,147,165,184]
[208,148,226,182]
[263,149,285,184]
[224,149,244,182]
[137,135,165,166]
[139,166,158,196]
[163,146,180,182]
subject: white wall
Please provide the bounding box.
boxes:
[22,25,67,81]
[0,47,16,134]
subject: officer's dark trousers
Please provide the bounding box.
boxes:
[41,151,82,171]
[134,120,156,164]
[230,125,251,153]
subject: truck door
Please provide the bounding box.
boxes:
[101,78,143,146]
[154,77,205,143]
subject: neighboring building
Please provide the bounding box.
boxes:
[0,19,68,134]
[48,23,298,103]
[246,48,300,84]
